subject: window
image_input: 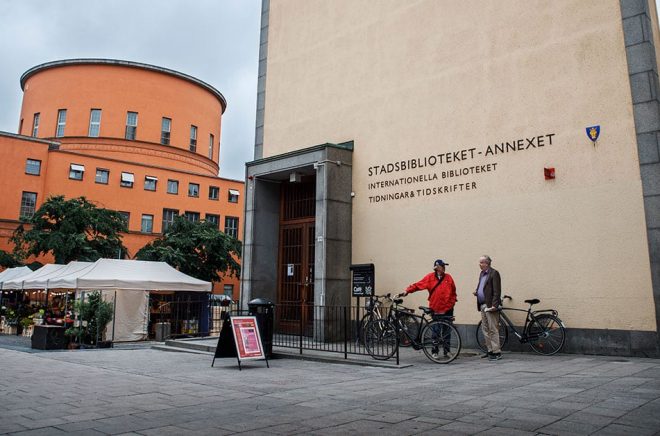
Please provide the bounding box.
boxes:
[56,109,67,137]
[162,209,178,232]
[208,134,214,159]
[69,164,85,181]
[25,159,41,176]
[209,186,219,200]
[205,213,219,228]
[125,111,138,140]
[144,176,158,191]
[20,192,37,218]
[88,109,102,137]
[161,117,171,145]
[95,168,109,184]
[119,211,130,229]
[228,189,240,203]
[224,216,239,238]
[223,284,234,298]
[189,125,197,152]
[141,214,154,233]
[120,172,134,188]
[167,179,179,194]
[188,183,199,197]
[184,211,200,222]
[32,113,40,137]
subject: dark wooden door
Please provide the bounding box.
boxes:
[277,179,315,333]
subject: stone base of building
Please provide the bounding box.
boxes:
[457,324,660,358]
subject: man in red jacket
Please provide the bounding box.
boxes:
[401,259,457,357]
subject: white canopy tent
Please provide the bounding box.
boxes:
[0,266,33,289]
[23,261,94,290]
[48,259,212,342]
[2,264,66,290]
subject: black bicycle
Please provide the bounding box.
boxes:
[358,294,419,347]
[475,295,566,355]
[363,295,461,363]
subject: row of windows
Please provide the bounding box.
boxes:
[19,192,240,239]
[135,209,239,238]
[30,110,216,158]
[25,159,240,203]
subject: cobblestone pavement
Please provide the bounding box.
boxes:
[1,335,660,435]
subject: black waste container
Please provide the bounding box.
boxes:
[248,298,275,358]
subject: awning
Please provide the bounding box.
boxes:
[70,164,85,172]
[145,176,158,181]
[229,189,240,196]
[121,172,135,183]
[2,264,67,290]
[0,266,33,290]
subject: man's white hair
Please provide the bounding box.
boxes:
[480,255,492,265]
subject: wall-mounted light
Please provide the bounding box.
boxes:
[289,172,301,183]
[544,167,555,180]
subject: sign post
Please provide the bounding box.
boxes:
[212,314,269,370]
[350,263,375,297]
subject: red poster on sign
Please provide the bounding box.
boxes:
[230,316,265,360]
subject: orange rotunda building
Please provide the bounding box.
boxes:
[0,59,243,297]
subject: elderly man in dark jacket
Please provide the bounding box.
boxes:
[474,255,502,361]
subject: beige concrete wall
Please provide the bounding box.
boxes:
[263,0,656,330]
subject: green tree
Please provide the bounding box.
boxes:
[0,249,22,268]
[135,216,241,282]
[11,195,127,264]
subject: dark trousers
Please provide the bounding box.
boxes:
[432,308,454,353]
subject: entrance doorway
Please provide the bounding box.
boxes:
[277,178,315,333]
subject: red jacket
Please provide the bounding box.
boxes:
[405,272,457,314]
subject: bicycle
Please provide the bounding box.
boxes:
[363,294,461,363]
[475,295,566,355]
[358,294,419,347]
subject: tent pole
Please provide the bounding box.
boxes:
[111,291,117,346]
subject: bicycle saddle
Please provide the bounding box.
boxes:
[525,298,540,305]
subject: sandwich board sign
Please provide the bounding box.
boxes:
[212,315,269,370]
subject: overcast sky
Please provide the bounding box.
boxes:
[0,0,261,181]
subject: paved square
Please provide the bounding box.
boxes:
[1,341,659,435]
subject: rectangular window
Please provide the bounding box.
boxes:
[188,182,199,197]
[224,216,239,238]
[184,211,200,222]
[119,211,130,229]
[88,109,102,137]
[25,159,41,176]
[56,109,67,137]
[161,117,171,145]
[228,189,240,203]
[208,133,214,159]
[209,186,219,200]
[32,113,40,137]
[223,284,234,298]
[20,192,37,219]
[205,213,219,228]
[125,111,138,140]
[162,208,178,232]
[189,125,197,152]
[141,214,154,233]
[95,168,109,184]
[120,172,134,188]
[167,179,179,194]
[144,176,158,191]
[69,163,85,181]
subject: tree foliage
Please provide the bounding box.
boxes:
[135,216,241,282]
[0,249,22,268]
[11,195,127,264]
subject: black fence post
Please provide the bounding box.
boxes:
[343,305,348,360]
[299,302,303,355]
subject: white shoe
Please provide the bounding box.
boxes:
[432,352,439,359]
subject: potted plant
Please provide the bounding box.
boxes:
[66,291,114,348]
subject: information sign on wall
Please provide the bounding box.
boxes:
[350,263,375,297]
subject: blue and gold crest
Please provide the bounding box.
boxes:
[586,125,600,143]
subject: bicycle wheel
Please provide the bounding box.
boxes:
[475,319,508,353]
[526,314,565,355]
[357,312,375,344]
[421,320,461,363]
[397,314,420,347]
[363,319,398,360]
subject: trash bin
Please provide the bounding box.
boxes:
[248,298,275,358]
[154,322,171,342]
